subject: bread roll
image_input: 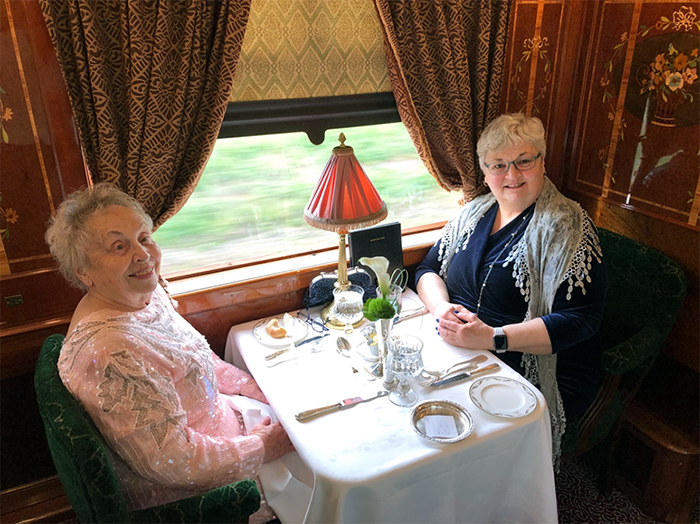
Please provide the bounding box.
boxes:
[265,318,287,338]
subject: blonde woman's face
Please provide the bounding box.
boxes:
[483,144,545,214]
[76,206,161,311]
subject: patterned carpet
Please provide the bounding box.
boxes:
[556,455,699,524]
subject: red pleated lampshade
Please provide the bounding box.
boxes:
[304,134,387,233]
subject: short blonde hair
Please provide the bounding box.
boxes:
[45,183,153,291]
[476,113,547,169]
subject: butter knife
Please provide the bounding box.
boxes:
[264,333,329,361]
[429,363,500,387]
[295,390,388,420]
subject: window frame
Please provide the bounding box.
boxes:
[218,92,401,145]
[164,93,447,289]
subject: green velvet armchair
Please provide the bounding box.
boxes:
[35,334,261,524]
[560,228,687,458]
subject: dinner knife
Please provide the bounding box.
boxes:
[429,363,500,387]
[295,390,389,420]
[264,333,329,361]
[393,306,427,324]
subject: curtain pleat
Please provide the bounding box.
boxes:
[373,0,512,202]
[40,0,252,227]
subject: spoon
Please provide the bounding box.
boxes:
[336,337,375,380]
[336,336,352,357]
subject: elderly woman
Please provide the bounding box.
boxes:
[416,113,607,460]
[45,183,295,517]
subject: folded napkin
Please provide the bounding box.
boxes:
[225,395,313,523]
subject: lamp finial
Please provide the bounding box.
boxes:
[338,133,346,147]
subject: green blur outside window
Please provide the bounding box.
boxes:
[154,122,459,275]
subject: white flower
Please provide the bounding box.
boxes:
[358,256,391,297]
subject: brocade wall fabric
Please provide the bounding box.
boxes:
[231,0,391,101]
[39,0,251,227]
[373,0,512,202]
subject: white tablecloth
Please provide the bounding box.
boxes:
[225,290,558,523]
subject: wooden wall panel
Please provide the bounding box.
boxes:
[568,1,699,228]
[0,0,88,344]
[503,0,699,373]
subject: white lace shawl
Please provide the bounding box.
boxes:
[436,177,603,464]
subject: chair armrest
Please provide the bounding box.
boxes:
[600,325,664,376]
[129,478,260,524]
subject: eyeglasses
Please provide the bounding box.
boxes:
[484,153,541,176]
[296,308,330,333]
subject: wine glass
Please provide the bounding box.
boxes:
[332,285,365,334]
[387,334,423,407]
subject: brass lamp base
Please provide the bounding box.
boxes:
[321,301,366,330]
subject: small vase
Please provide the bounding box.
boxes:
[375,318,397,390]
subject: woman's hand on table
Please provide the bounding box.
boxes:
[436,306,492,350]
[250,416,295,463]
[432,300,464,322]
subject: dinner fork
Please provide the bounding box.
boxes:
[418,355,488,385]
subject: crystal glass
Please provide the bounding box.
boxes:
[387,334,423,407]
[332,285,365,334]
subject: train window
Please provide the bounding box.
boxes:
[154,121,459,276]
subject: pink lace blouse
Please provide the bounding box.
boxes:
[58,286,267,510]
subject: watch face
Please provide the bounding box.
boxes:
[494,334,508,350]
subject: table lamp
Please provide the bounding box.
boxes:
[304,133,388,327]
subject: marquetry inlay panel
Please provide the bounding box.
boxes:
[0,0,87,330]
[570,1,699,228]
[504,1,699,229]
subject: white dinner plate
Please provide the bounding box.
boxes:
[252,316,309,348]
[469,376,537,418]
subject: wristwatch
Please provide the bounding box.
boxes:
[493,327,508,353]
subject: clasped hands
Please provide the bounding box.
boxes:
[434,302,493,350]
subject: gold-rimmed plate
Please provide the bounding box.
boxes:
[410,400,474,444]
[469,376,537,418]
[252,317,309,348]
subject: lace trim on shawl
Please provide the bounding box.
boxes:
[503,212,602,305]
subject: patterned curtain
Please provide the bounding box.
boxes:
[39,0,251,227]
[373,0,512,202]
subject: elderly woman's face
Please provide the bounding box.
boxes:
[76,205,161,311]
[483,143,545,213]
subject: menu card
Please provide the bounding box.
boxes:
[424,415,459,438]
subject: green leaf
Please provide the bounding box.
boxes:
[1,127,7,144]
[0,86,5,95]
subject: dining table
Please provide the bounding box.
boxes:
[224,289,558,523]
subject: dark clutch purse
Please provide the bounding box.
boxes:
[304,267,374,308]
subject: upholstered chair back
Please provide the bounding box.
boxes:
[561,228,687,457]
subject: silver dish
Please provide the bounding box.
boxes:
[410,399,474,444]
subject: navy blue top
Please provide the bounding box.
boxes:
[415,203,607,419]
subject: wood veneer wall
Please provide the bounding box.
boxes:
[501,0,699,374]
